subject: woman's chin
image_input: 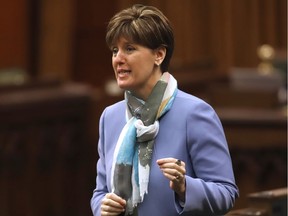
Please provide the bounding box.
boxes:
[117,81,131,90]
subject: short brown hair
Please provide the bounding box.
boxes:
[106,4,174,72]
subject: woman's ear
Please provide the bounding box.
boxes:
[155,46,166,66]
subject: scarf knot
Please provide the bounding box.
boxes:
[135,119,159,142]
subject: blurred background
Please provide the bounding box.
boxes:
[0,0,287,215]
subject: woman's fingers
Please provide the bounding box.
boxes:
[101,193,126,215]
[157,157,186,195]
[157,157,186,177]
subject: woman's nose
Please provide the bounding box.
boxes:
[113,51,125,63]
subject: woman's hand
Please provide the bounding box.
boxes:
[101,193,126,215]
[157,158,186,201]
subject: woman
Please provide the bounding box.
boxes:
[91,4,239,216]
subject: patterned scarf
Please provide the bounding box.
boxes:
[111,72,177,215]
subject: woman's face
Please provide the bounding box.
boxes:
[111,37,165,100]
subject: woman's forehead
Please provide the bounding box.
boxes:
[112,36,135,46]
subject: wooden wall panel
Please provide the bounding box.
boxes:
[0,0,30,71]
[208,0,233,72]
[72,0,116,87]
[37,0,75,81]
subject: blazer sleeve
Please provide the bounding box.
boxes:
[90,109,108,216]
[181,102,239,215]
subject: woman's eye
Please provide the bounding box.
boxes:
[112,48,118,55]
[126,46,135,52]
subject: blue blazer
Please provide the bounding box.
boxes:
[91,90,239,216]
